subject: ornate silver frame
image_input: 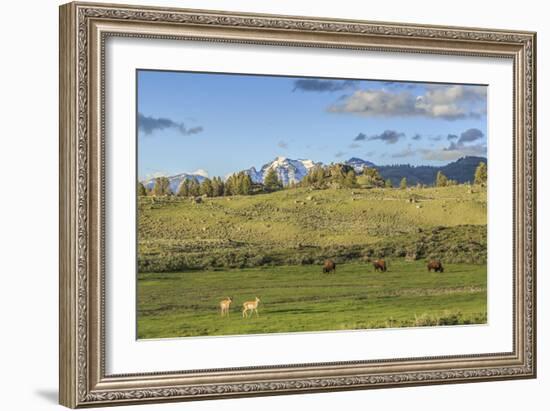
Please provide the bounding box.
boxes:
[59,2,536,408]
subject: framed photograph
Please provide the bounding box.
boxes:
[59,2,536,408]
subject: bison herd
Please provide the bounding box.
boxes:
[322,258,444,274]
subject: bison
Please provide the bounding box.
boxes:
[322,259,336,274]
[372,259,387,272]
[427,260,444,273]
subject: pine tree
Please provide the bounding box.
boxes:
[400,177,407,190]
[217,178,225,197]
[152,176,170,196]
[223,175,233,196]
[362,167,384,187]
[474,162,488,185]
[328,164,347,186]
[210,177,219,197]
[385,178,393,188]
[264,168,282,192]
[435,171,448,187]
[137,181,147,196]
[223,177,233,196]
[303,165,326,188]
[177,179,190,197]
[313,166,325,184]
[239,173,252,195]
[211,177,223,197]
[231,174,242,195]
[200,178,214,197]
[344,170,357,188]
[188,177,200,196]
[225,174,244,195]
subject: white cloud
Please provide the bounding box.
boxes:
[329,89,416,117]
[143,171,169,180]
[392,145,416,158]
[420,143,487,161]
[191,168,209,177]
[327,84,486,120]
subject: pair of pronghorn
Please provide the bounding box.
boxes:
[219,296,260,318]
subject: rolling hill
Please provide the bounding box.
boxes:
[137,184,487,273]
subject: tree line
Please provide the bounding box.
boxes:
[138,162,487,197]
[139,168,284,197]
[434,162,487,187]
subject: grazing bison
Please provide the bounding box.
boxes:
[372,259,387,272]
[322,259,336,274]
[427,260,444,273]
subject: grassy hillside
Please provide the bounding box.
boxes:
[138,185,487,272]
[138,261,487,338]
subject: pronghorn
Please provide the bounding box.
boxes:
[242,297,261,318]
[219,297,232,317]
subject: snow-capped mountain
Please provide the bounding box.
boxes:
[143,171,207,193]
[345,157,376,172]
[242,156,320,186]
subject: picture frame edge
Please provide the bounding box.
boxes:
[58,1,537,408]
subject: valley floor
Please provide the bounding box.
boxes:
[137,260,487,339]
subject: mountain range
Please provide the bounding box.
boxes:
[142,155,487,192]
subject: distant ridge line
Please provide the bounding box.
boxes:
[142,155,487,191]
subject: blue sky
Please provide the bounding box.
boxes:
[137,70,487,180]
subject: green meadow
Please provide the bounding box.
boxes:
[137,261,486,338]
[137,185,487,338]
